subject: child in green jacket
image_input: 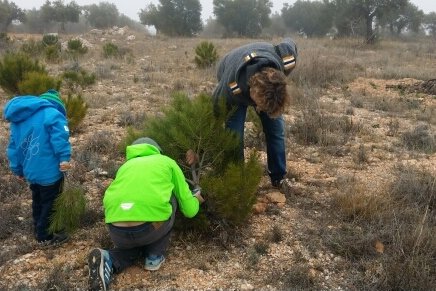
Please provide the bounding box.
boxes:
[88,137,204,291]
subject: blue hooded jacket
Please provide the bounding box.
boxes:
[3,95,71,185]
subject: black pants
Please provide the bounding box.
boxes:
[107,196,177,273]
[30,177,64,242]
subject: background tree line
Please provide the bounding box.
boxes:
[1,0,436,40]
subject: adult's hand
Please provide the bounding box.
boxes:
[186,149,199,166]
[193,192,205,204]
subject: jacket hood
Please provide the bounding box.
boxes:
[3,96,55,123]
[126,143,161,160]
[275,38,298,58]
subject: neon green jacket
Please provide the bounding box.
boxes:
[103,143,199,223]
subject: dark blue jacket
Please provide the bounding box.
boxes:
[4,96,71,185]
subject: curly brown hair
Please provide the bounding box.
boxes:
[248,67,290,118]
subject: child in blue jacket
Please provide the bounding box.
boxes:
[3,89,71,246]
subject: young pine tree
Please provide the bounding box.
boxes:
[123,92,262,233]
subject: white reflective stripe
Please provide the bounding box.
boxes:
[283,54,296,71]
[243,52,257,62]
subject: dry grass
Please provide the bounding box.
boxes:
[0,33,436,290]
[291,109,360,147]
[331,165,436,289]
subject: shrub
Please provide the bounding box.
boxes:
[102,42,119,58]
[291,110,359,147]
[18,71,61,95]
[81,130,117,156]
[67,38,88,55]
[44,44,61,63]
[42,33,59,46]
[201,152,262,226]
[63,93,88,133]
[0,32,11,51]
[401,124,435,153]
[117,109,146,128]
[0,52,46,95]
[49,182,86,234]
[292,52,360,88]
[20,39,45,57]
[0,32,9,42]
[194,41,219,68]
[390,164,435,211]
[62,69,96,91]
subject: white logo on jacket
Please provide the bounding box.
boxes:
[120,203,134,210]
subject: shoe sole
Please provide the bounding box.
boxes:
[88,248,107,291]
[145,257,165,271]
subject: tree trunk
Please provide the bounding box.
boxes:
[366,15,375,44]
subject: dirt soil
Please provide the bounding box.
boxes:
[0,29,435,290]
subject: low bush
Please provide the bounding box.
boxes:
[0,52,46,95]
[194,41,219,68]
[401,124,436,153]
[18,71,61,95]
[102,42,119,58]
[63,93,88,133]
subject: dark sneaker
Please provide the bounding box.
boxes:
[88,248,113,291]
[38,232,69,248]
[145,254,165,271]
[272,178,293,195]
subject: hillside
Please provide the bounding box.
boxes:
[0,29,435,290]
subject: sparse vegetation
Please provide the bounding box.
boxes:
[49,182,86,234]
[0,33,435,290]
[17,71,61,95]
[63,93,88,133]
[67,38,88,56]
[291,109,359,147]
[102,42,119,58]
[62,69,96,92]
[0,52,47,95]
[401,124,436,153]
[330,164,436,289]
[194,41,219,68]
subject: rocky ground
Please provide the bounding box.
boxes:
[0,28,435,290]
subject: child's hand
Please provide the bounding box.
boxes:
[59,161,72,172]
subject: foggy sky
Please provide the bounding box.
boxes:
[11,0,436,23]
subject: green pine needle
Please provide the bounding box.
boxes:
[49,183,86,234]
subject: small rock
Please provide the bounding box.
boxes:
[252,202,267,214]
[266,191,286,203]
[240,283,254,290]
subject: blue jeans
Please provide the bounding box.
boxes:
[107,197,177,273]
[226,105,287,183]
[30,177,64,242]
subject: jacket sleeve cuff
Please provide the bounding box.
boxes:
[59,156,70,163]
[12,168,23,177]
